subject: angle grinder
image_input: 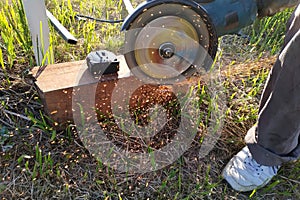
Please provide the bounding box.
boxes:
[121,0,258,83]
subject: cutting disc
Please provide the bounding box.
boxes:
[124,1,218,83]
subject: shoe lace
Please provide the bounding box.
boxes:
[244,155,262,176]
[243,155,279,177]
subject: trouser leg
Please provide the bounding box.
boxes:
[259,5,300,108]
[245,4,300,166]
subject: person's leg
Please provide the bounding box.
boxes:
[284,4,300,46]
[259,4,300,111]
[223,5,300,191]
[245,5,300,166]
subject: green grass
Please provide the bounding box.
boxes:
[0,0,299,199]
[46,0,125,62]
[220,8,293,62]
[0,0,33,77]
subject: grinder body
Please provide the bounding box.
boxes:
[121,0,258,37]
[198,0,257,36]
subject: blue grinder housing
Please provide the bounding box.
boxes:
[121,0,258,37]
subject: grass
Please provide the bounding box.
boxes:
[0,0,299,199]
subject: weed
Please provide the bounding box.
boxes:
[245,9,293,55]
[0,0,33,68]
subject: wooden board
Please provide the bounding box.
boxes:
[31,56,183,129]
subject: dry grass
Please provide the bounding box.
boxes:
[2,53,299,199]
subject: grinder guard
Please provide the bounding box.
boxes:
[122,0,218,83]
[122,0,258,82]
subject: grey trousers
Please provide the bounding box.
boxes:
[245,4,300,166]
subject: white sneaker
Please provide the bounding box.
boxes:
[222,146,280,192]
